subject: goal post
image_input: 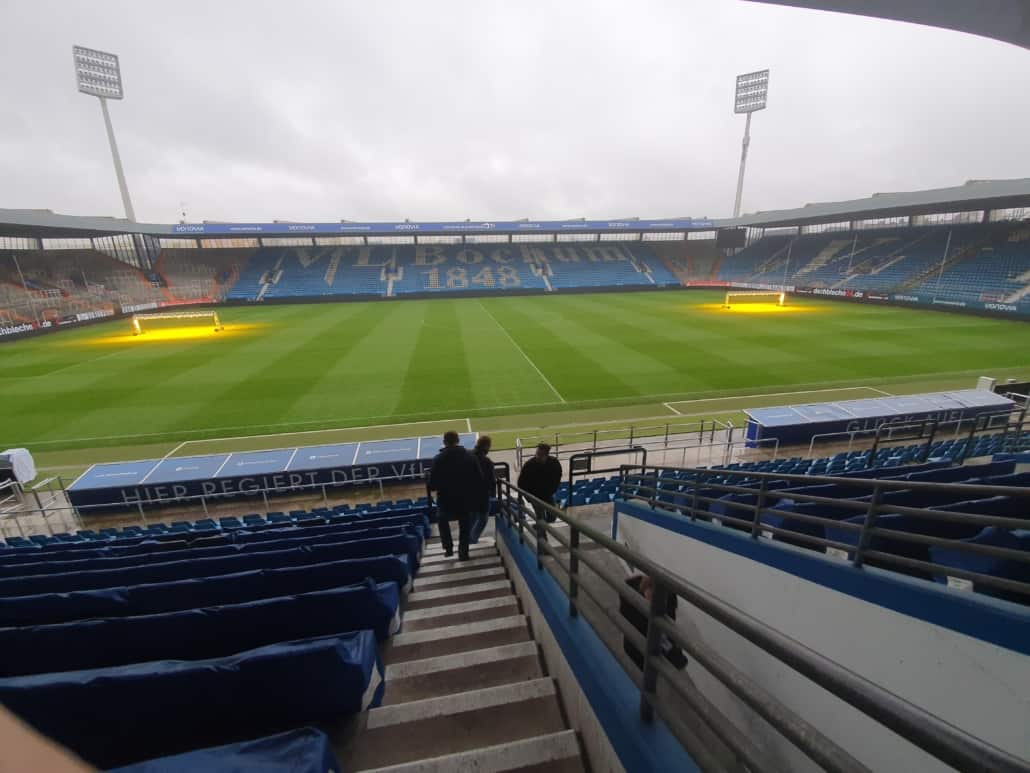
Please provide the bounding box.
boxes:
[723,290,786,308]
[131,310,223,335]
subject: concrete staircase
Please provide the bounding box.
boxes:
[343,538,587,773]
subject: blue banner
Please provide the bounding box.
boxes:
[171,218,715,236]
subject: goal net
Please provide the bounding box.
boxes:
[131,311,223,335]
[723,290,786,308]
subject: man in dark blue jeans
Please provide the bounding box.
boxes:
[469,435,495,544]
[428,431,478,560]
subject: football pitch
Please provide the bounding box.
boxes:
[3,290,1029,476]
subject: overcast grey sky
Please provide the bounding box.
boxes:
[1,0,1028,224]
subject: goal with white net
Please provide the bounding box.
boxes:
[723,290,786,308]
[131,310,223,335]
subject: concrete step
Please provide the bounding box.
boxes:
[358,730,585,773]
[348,678,566,770]
[402,595,520,633]
[416,565,507,590]
[421,543,496,563]
[418,556,500,577]
[382,640,543,705]
[406,579,512,611]
[385,615,530,664]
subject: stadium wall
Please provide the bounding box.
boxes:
[789,285,1030,318]
[612,501,1030,771]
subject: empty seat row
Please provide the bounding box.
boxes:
[0,531,419,597]
[0,553,411,628]
[0,632,381,770]
[0,579,400,678]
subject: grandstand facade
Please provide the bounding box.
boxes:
[1,179,1029,336]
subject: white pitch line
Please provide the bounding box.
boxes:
[33,348,131,379]
[476,299,567,404]
[466,417,473,433]
[161,440,188,460]
[663,402,684,416]
[867,387,894,396]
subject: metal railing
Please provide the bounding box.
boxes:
[515,418,737,470]
[496,478,1030,773]
[566,446,647,489]
[618,465,1030,601]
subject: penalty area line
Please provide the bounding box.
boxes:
[663,402,684,416]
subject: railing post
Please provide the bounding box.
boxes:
[750,478,768,538]
[568,525,580,618]
[648,470,659,510]
[853,483,883,569]
[322,484,329,508]
[136,500,148,526]
[517,490,525,545]
[639,579,669,723]
[592,429,598,451]
[535,508,545,571]
[664,423,670,447]
[261,489,270,514]
[690,469,703,520]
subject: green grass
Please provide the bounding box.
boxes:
[3,290,1029,478]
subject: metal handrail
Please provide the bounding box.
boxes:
[566,445,647,489]
[496,478,1030,773]
[618,464,1030,599]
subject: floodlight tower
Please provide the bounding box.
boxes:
[732,69,770,219]
[73,46,136,221]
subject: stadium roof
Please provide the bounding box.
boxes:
[1,179,1028,240]
[749,1,1030,50]
[720,178,1030,229]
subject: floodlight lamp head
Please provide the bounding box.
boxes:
[734,69,769,114]
[73,46,124,99]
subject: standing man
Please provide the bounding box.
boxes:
[428,430,478,560]
[470,435,495,544]
[517,442,563,523]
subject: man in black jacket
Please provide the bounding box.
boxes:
[517,442,563,523]
[428,431,478,559]
[470,435,495,544]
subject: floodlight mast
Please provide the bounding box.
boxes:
[732,69,769,219]
[73,46,136,221]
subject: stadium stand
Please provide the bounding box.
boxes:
[3,221,1027,319]
[0,504,445,767]
[714,221,1030,310]
[223,242,679,300]
[155,247,247,302]
[0,249,161,321]
[618,429,1030,602]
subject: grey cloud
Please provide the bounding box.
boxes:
[0,0,1027,223]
